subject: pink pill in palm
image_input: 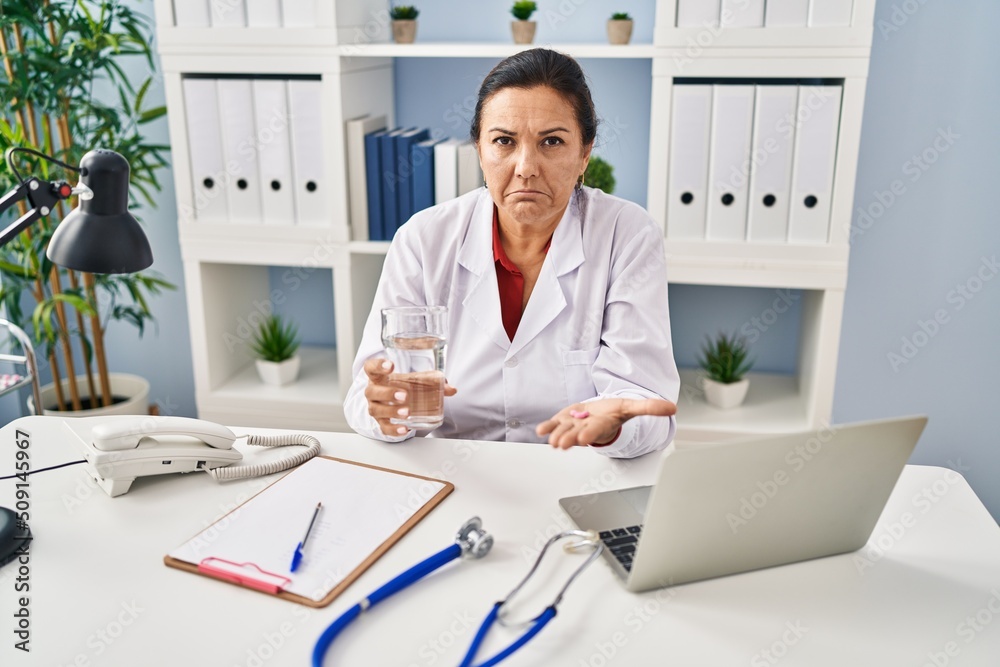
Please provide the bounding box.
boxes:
[570,410,590,419]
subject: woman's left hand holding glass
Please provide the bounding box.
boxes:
[537,398,677,450]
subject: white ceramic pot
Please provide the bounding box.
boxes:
[31,373,150,416]
[511,20,537,44]
[256,356,301,386]
[701,377,750,410]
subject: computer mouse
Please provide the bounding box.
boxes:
[0,506,31,568]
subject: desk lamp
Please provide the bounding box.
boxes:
[0,147,153,272]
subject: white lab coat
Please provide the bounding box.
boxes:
[344,186,679,458]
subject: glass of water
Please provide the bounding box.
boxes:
[380,305,447,429]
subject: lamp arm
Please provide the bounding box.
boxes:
[0,177,74,248]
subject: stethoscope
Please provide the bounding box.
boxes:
[311,517,604,667]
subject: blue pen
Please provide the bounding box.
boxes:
[290,502,322,573]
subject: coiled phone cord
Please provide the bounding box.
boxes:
[208,433,321,481]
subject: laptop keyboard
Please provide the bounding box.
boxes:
[599,525,642,571]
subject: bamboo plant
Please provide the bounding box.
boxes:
[0,0,173,412]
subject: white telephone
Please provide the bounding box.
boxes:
[62,416,321,497]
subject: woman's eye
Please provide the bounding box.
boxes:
[543,136,564,146]
[493,136,513,146]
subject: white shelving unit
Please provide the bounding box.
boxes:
[154,0,876,438]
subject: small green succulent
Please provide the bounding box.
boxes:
[611,12,632,20]
[511,1,538,21]
[251,315,301,363]
[697,332,754,384]
[390,5,419,20]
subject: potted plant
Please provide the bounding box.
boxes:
[251,315,301,386]
[511,1,538,44]
[389,5,419,44]
[697,332,754,409]
[608,12,634,45]
[0,0,173,416]
[584,156,616,193]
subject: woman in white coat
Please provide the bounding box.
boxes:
[345,49,679,458]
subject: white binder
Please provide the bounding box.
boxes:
[252,79,296,225]
[246,0,282,26]
[434,138,462,204]
[747,86,798,243]
[173,0,210,27]
[808,0,853,26]
[457,141,483,196]
[677,0,720,27]
[217,79,262,224]
[721,0,764,27]
[209,0,246,26]
[287,80,327,226]
[788,85,843,244]
[705,85,755,242]
[764,0,810,26]
[666,85,713,240]
[280,0,315,27]
[345,115,387,241]
[182,78,228,222]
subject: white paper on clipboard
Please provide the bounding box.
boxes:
[167,456,449,603]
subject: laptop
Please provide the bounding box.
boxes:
[559,415,928,592]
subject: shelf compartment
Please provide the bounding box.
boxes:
[664,240,849,289]
[211,345,340,403]
[674,368,810,441]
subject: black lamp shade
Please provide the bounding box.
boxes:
[46,149,153,274]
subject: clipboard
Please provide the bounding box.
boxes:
[164,455,454,608]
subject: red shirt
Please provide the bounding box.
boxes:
[492,206,550,341]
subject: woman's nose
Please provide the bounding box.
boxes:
[514,144,540,179]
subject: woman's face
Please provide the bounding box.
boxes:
[476,85,592,229]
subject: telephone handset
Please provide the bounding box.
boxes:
[63,416,321,497]
[91,417,238,451]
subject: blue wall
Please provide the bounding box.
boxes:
[833,0,1000,518]
[2,0,996,518]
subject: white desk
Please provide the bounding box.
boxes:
[1,416,999,666]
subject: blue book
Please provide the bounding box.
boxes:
[394,128,430,233]
[364,128,389,241]
[411,138,443,218]
[379,128,410,240]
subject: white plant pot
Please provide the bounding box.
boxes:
[701,377,750,410]
[255,356,301,386]
[30,373,150,416]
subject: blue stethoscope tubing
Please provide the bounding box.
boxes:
[458,602,557,667]
[311,542,462,667]
[311,518,601,667]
